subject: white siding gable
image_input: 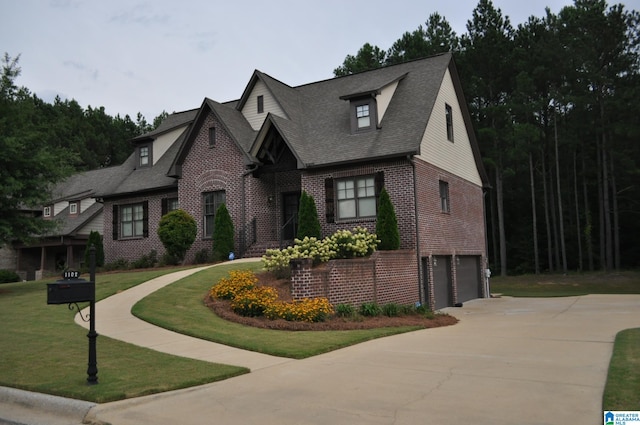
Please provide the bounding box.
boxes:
[241,80,286,130]
[418,68,482,186]
[376,80,400,126]
[53,201,67,216]
[76,210,104,235]
[80,198,96,214]
[153,126,188,165]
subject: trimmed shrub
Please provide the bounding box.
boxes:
[194,248,210,264]
[297,191,322,239]
[376,188,400,250]
[213,203,234,261]
[157,209,197,264]
[103,258,130,271]
[84,231,105,267]
[131,250,158,269]
[0,269,20,283]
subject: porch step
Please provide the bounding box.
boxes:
[242,240,293,259]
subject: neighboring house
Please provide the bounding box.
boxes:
[98,52,489,309]
[12,166,123,280]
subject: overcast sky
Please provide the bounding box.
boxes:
[2,0,638,121]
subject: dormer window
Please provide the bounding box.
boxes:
[44,206,51,218]
[347,97,377,133]
[139,145,150,167]
[356,104,370,128]
[69,202,78,215]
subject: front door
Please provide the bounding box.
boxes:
[282,192,300,241]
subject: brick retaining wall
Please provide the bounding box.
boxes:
[291,250,419,306]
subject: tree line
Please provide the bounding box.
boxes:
[0,53,166,244]
[334,0,639,275]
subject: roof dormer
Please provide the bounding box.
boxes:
[340,72,406,134]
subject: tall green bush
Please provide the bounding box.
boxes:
[157,209,197,263]
[297,191,322,239]
[376,188,400,250]
[213,203,234,261]
[84,230,104,267]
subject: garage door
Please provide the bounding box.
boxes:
[427,256,452,310]
[456,256,481,303]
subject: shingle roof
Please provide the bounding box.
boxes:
[131,109,198,143]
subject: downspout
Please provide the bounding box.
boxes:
[408,155,423,305]
[483,188,491,298]
[240,164,258,257]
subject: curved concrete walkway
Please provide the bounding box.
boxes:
[82,286,640,425]
[74,258,291,371]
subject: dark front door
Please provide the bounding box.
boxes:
[282,192,300,241]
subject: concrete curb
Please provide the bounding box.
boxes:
[0,386,95,425]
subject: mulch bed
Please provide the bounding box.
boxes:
[204,271,458,331]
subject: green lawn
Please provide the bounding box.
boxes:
[132,261,424,359]
[603,328,640,411]
[490,270,640,297]
[0,267,248,403]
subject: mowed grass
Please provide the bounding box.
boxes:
[132,261,423,359]
[603,328,640,410]
[491,270,640,411]
[490,270,640,297]
[0,267,248,403]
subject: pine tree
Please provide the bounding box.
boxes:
[376,188,400,250]
[213,204,234,261]
[297,191,322,239]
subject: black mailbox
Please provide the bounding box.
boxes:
[47,271,95,304]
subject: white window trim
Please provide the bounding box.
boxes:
[336,175,377,220]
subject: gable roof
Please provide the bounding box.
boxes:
[171,53,488,186]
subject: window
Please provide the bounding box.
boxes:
[69,202,78,215]
[257,95,264,114]
[161,198,179,216]
[356,104,370,129]
[445,103,454,142]
[139,146,150,166]
[203,191,226,238]
[439,180,450,213]
[337,176,376,219]
[43,206,51,217]
[209,127,216,147]
[121,203,145,238]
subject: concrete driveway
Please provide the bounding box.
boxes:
[87,294,640,425]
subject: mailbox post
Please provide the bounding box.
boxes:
[47,246,98,385]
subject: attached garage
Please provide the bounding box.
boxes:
[425,256,452,310]
[456,255,482,304]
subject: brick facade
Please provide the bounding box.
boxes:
[291,250,419,306]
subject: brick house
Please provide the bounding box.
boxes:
[96,52,489,309]
[11,53,488,308]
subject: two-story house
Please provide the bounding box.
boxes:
[97,52,489,309]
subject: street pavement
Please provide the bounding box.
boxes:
[1,262,639,425]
